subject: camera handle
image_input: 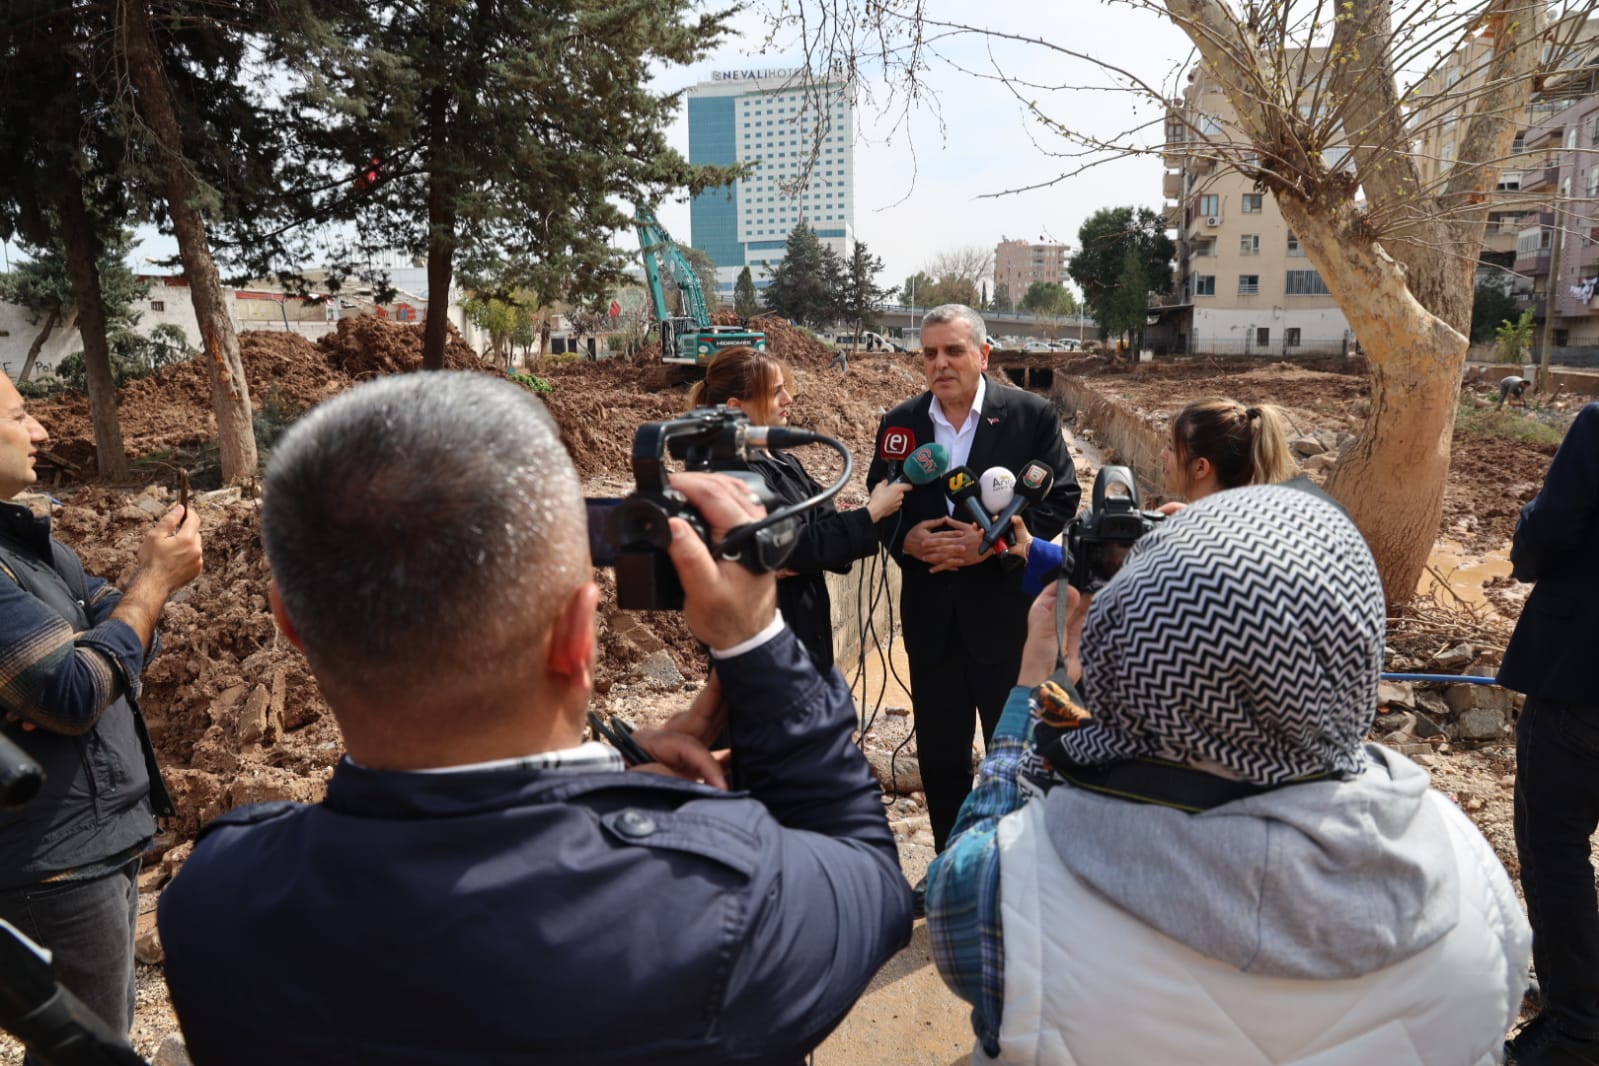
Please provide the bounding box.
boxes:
[714,430,852,565]
[0,920,148,1066]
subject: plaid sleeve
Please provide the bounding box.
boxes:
[925,685,1034,1059]
[0,572,146,735]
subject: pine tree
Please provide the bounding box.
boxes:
[1067,207,1173,333]
[838,241,888,344]
[734,266,758,318]
[762,222,841,327]
[232,0,737,370]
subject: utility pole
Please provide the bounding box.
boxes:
[1536,198,1565,394]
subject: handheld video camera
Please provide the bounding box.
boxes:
[1063,466,1166,593]
[588,407,849,611]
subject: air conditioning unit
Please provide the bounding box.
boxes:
[1205,215,1222,227]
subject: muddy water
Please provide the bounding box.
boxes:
[1417,540,1513,609]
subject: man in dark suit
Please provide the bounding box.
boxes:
[1499,402,1599,1066]
[867,305,1080,860]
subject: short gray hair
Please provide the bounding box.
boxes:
[262,372,586,693]
[922,304,987,348]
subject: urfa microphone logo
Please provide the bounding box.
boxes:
[1021,466,1049,490]
[910,445,939,474]
[881,427,914,459]
[947,471,975,494]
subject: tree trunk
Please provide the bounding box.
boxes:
[1279,196,1467,604]
[421,75,455,371]
[19,307,59,382]
[56,174,129,480]
[120,1,257,485]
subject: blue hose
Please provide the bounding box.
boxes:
[1380,672,1498,685]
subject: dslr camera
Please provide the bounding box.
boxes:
[1063,466,1166,592]
[588,407,847,611]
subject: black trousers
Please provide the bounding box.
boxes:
[1515,697,1599,1038]
[908,635,1018,852]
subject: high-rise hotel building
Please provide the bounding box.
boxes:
[686,69,855,297]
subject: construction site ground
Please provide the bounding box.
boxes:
[3,317,1590,1064]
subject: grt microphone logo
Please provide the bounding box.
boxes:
[907,444,940,476]
[879,427,914,460]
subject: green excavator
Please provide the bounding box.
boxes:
[636,207,766,366]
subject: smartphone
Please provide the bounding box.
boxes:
[585,497,622,567]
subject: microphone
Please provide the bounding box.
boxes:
[945,465,1010,553]
[876,425,916,468]
[980,459,1056,555]
[896,441,950,486]
[979,466,1016,515]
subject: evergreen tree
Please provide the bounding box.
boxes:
[237,0,736,370]
[1067,206,1173,334]
[763,222,841,327]
[0,232,150,383]
[1470,278,1522,344]
[0,0,140,476]
[1102,249,1151,351]
[838,241,888,342]
[734,267,758,318]
[991,282,1013,313]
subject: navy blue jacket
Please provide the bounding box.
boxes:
[158,626,913,1065]
[1499,402,1599,705]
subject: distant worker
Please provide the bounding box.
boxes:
[1498,375,1531,409]
[828,347,849,373]
[1498,403,1599,1066]
[690,347,907,671]
[0,371,203,1047]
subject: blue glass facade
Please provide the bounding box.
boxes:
[688,96,744,268]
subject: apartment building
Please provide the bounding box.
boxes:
[1160,67,1352,357]
[994,239,1068,307]
[685,69,855,297]
[1410,13,1599,349]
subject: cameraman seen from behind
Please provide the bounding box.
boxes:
[690,346,909,672]
[928,484,1530,1064]
[866,304,1079,866]
[158,372,913,1065]
[0,371,202,1051]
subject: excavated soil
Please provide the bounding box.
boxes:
[1,336,1577,1062]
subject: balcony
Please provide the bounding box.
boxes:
[1515,249,1552,276]
[1163,170,1183,200]
[1520,166,1562,193]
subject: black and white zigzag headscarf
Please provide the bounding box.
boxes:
[1059,483,1385,784]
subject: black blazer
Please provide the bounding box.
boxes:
[866,378,1081,666]
[1499,402,1599,705]
[743,450,880,672]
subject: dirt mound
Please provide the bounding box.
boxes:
[748,315,833,368]
[315,315,483,377]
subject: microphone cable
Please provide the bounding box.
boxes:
[712,427,851,564]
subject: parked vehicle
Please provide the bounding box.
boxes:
[830,330,904,352]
